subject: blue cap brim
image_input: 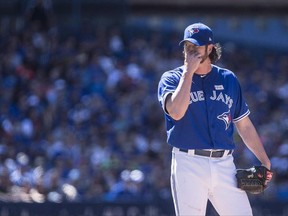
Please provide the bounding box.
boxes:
[179,39,201,46]
[179,39,210,46]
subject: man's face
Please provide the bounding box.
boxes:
[184,42,205,56]
[184,42,213,63]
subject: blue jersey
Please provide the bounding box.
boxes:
[158,65,250,150]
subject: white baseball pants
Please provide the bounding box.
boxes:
[171,148,253,216]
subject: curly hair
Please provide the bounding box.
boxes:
[209,43,222,63]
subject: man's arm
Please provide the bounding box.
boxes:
[235,116,271,170]
[165,73,193,120]
[165,45,202,120]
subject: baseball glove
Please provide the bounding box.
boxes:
[235,166,273,194]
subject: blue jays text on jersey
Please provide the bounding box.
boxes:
[157,65,250,150]
[189,89,233,109]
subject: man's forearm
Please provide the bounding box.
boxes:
[236,117,271,169]
[166,73,193,120]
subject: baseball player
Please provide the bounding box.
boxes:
[157,23,272,216]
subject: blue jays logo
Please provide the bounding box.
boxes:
[188,28,199,36]
[217,110,231,130]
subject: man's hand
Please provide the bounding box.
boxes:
[183,45,202,75]
[236,166,273,194]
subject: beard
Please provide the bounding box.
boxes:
[200,54,208,63]
[200,45,209,63]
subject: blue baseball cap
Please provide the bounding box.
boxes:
[179,23,214,46]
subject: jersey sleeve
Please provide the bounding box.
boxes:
[232,77,250,122]
[157,71,179,115]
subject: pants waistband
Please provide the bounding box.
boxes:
[174,148,233,158]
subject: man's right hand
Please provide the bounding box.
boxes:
[183,45,202,76]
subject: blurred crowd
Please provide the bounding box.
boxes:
[0,0,288,204]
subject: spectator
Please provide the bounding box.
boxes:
[0,16,287,204]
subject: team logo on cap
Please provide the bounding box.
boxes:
[217,110,231,130]
[188,28,199,36]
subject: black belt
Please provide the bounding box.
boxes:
[179,149,233,158]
